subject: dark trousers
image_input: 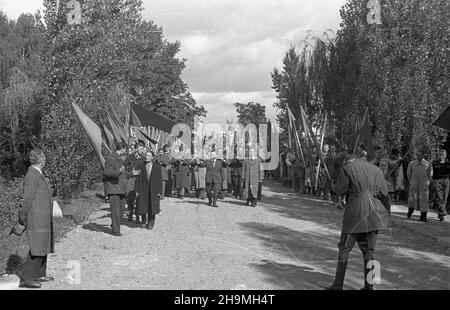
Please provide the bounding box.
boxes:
[109,194,125,234]
[19,251,47,281]
[231,176,242,198]
[206,182,220,201]
[333,231,378,289]
[257,181,262,200]
[127,191,136,212]
[161,181,167,197]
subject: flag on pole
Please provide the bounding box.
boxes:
[72,102,105,167]
[107,113,126,143]
[100,119,115,150]
[130,103,178,134]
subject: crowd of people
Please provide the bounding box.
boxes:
[277,143,450,222]
[103,139,265,236]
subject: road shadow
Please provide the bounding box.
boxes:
[239,181,450,290]
[82,223,113,235]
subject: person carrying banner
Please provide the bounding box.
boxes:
[104,142,138,236]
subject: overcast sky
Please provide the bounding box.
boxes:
[0,0,346,124]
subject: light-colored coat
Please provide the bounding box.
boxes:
[242,158,263,198]
[407,159,433,212]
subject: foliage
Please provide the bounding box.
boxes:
[0,12,44,179]
[0,178,23,232]
[38,0,205,197]
[273,0,449,158]
[234,102,267,127]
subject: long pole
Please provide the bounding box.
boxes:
[353,107,369,154]
[315,114,327,191]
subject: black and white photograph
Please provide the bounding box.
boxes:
[0,0,449,295]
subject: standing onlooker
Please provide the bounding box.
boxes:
[407,148,433,222]
[431,149,449,222]
[17,149,54,289]
[324,144,338,201]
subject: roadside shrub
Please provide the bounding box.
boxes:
[0,178,23,232]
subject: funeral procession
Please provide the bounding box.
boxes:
[0,0,449,294]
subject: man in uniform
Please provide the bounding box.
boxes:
[104,142,139,236]
[431,149,450,222]
[205,149,224,208]
[230,155,243,199]
[327,152,391,290]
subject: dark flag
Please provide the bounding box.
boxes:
[130,103,178,134]
[434,104,450,131]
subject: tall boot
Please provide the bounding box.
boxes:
[420,212,428,222]
[207,192,212,206]
[362,260,374,290]
[212,194,218,208]
[327,259,348,290]
[140,214,147,228]
[128,211,133,222]
[407,208,414,219]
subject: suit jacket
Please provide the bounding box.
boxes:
[135,161,162,216]
[19,167,54,256]
[205,159,224,185]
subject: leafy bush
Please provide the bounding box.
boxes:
[0,178,23,232]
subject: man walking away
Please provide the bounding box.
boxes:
[327,152,391,290]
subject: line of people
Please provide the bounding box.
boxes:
[103,141,265,236]
[277,143,449,222]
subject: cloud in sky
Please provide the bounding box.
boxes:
[0,0,346,124]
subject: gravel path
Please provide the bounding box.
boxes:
[5,181,449,290]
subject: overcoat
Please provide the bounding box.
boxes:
[19,167,54,256]
[243,158,263,198]
[205,159,224,185]
[193,160,207,189]
[335,157,391,234]
[135,161,163,216]
[407,159,433,212]
[174,160,192,189]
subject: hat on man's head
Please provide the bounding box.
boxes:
[29,149,45,165]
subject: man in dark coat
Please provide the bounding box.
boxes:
[18,149,54,288]
[206,150,224,207]
[327,154,391,290]
[124,140,146,222]
[230,157,243,199]
[135,149,162,229]
[104,142,135,236]
[159,144,173,199]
